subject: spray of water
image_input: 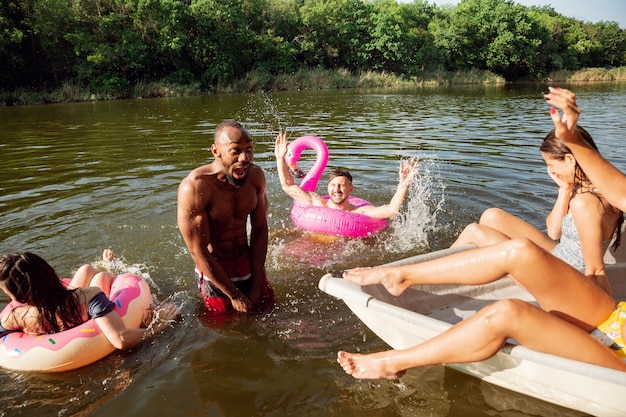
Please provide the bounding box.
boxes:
[384,153,446,254]
[266,153,446,272]
[238,92,447,270]
[92,253,189,332]
[239,91,295,138]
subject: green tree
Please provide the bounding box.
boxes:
[589,21,626,67]
[561,17,595,68]
[430,0,545,80]
[363,0,408,73]
[131,0,194,82]
[298,0,371,70]
[246,0,299,74]
[525,6,566,72]
[1,0,625,97]
[0,0,78,89]
[66,1,146,92]
[0,1,29,89]
[397,0,445,73]
[188,0,258,89]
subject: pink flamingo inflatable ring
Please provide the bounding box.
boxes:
[285,136,387,238]
[0,273,152,372]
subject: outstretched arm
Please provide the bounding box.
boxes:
[96,302,180,350]
[545,87,626,212]
[354,158,419,219]
[275,132,315,205]
[247,167,269,308]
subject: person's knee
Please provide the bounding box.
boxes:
[479,207,507,226]
[460,222,480,237]
[505,238,542,264]
[91,272,114,293]
[481,299,528,331]
[76,264,95,275]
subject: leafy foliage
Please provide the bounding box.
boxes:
[0,0,624,94]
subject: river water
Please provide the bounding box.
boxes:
[1,83,625,417]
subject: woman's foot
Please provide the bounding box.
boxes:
[102,249,116,263]
[337,350,406,380]
[342,267,408,296]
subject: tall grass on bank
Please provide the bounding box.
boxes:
[227,67,505,92]
[0,80,203,106]
[4,67,626,106]
[549,66,626,82]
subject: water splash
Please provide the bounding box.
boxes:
[239,91,295,137]
[266,153,447,271]
[92,255,156,289]
[385,153,446,254]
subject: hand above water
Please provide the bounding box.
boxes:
[275,131,288,160]
[399,157,419,185]
[543,87,582,146]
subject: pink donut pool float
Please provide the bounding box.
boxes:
[285,136,387,238]
[0,273,152,372]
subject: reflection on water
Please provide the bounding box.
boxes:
[1,83,625,416]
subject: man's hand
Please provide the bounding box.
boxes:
[399,157,419,185]
[275,132,288,160]
[229,292,253,313]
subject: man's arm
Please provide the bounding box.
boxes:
[176,176,251,312]
[275,133,315,205]
[354,158,419,219]
[247,167,270,307]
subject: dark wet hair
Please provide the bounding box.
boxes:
[540,126,598,187]
[329,169,352,184]
[0,252,83,333]
[540,126,623,250]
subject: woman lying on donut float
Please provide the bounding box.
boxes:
[0,249,180,372]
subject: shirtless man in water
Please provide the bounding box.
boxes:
[177,120,274,314]
[275,132,419,219]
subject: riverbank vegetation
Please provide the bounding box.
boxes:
[2,0,625,106]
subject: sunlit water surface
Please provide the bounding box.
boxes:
[1,83,626,417]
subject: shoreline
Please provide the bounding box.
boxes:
[2,66,625,107]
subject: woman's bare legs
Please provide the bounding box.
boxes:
[337,298,626,379]
[67,249,116,295]
[343,238,616,328]
[88,249,116,296]
[451,208,556,251]
[450,222,508,248]
[68,264,97,289]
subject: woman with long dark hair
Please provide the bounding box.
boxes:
[452,125,623,295]
[337,88,626,379]
[0,250,179,349]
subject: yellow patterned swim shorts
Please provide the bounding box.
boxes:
[590,301,626,361]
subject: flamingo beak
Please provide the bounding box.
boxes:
[289,164,306,178]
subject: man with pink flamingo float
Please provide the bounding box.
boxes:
[275,132,419,227]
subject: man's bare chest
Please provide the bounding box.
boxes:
[208,188,257,222]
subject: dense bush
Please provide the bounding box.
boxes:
[0,0,624,96]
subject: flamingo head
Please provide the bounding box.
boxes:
[289,164,306,178]
[285,136,329,192]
